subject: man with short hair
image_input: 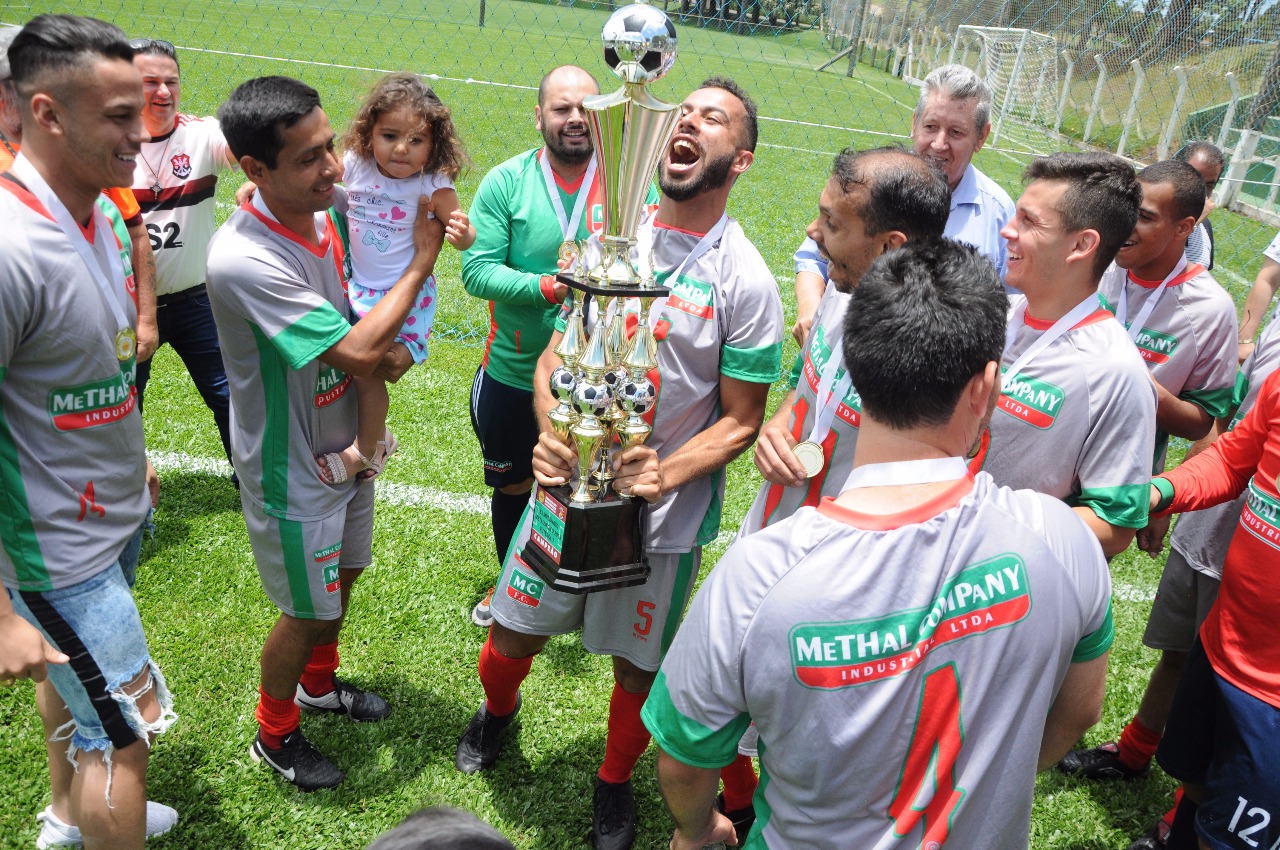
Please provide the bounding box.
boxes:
[745,146,951,531]
[791,64,1013,342]
[130,37,239,482]
[644,238,1112,850]
[988,152,1157,559]
[206,75,443,790]
[454,77,784,850]
[462,65,611,626]
[1058,158,1238,815]
[0,14,178,848]
[1174,140,1224,270]
[0,21,160,366]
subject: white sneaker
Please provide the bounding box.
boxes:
[36,801,178,847]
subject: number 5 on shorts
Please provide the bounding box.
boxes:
[888,663,965,848]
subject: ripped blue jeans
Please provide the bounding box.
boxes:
[7,523,175,768]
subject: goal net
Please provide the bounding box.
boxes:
[949,26,1060,144]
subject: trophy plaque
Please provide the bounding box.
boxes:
[521,2,679,595]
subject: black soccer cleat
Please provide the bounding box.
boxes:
[454,695,520,774]
[590,776,637,850]
[250,729,345,792]
[295,679,391,722]
[1057,742,1151,781]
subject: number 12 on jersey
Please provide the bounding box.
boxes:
[888,663,966,848]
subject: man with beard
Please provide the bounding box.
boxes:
[453,78,784,850]
[463,66,654,627]
[790,64,1013,342]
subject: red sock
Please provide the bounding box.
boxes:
[720,753,758,811]
[1117,715,1161,771]
[256,687,300,749]
[598,684,651,785]
[1161,786,1184,828]
[478,635,533,717]
[298,641,339,697]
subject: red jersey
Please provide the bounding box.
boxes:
[1158,368,1280,707]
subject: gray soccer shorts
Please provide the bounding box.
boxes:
[1143,546,1221,653]
[490,500,701,672]
[242,480,375,620]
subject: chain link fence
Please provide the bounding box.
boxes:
[15,0,1279,337]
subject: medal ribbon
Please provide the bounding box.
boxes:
[540,149,598,243]
[1116,255,1185,344]
[804,345,853,447]
[12,155,130,332]
[1001,293,1100,391]
[842,456,970,491]
[636,212,730,329]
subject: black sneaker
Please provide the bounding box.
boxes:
[295,679,391,722]
[250,730,344,791]
[717,792,756,842]
[1058,742,1151,780]
[1127,821,1170,850]
[590,777,636,850]
[454,696,520,774]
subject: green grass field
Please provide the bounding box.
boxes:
[1,0,1277,847]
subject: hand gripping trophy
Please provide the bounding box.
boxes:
[522,3,678,594]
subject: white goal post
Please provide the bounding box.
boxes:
[947,26,1060,144]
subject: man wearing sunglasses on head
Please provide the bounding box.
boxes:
[129,36,241,486]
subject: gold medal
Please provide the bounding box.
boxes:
[558,241,577,265]
[115,327,137,362]
[793,440,825,479]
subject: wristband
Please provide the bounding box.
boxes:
[1238,338,1256,346]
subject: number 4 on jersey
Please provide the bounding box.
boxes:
[888,663,966,848]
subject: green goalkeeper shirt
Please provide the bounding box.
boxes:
[461,147,655,390]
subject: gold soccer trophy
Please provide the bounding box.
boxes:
[522,2,679,594]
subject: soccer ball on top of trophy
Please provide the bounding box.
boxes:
[520,2,679,595]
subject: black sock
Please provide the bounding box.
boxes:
[1167,794,1200,850]
[491,489,528,566]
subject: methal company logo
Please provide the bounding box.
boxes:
[48,372,135,431]
[314,365,351,408]
[789,555,1030,689]
[998,371,1064,429]
[665,276,714,321]
[1241,480,1280,551]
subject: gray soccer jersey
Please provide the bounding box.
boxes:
[566,215,784,552]
[739,287,862,533]
[0,162,149,591]
[1170,317,1280,578]
[206,195,360,521]
[644,473,1112,849]
[1098,262,1238,469]
[984,297,1156,529]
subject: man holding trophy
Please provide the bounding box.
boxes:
[452,10,783,849]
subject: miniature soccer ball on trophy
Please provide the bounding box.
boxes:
[520,2,679,595]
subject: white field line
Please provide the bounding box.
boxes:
[1112,582,1157,604]
[148,450,488,514]
[149,453,1164,589]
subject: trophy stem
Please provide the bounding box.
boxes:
[571,417,606,503]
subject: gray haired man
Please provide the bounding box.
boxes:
[792,63,1014,341]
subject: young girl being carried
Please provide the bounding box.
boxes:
[319,72,475,484]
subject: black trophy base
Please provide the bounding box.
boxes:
[521,482,650,595]
[556,272,670,301]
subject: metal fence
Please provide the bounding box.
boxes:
[15,0,1280,318]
